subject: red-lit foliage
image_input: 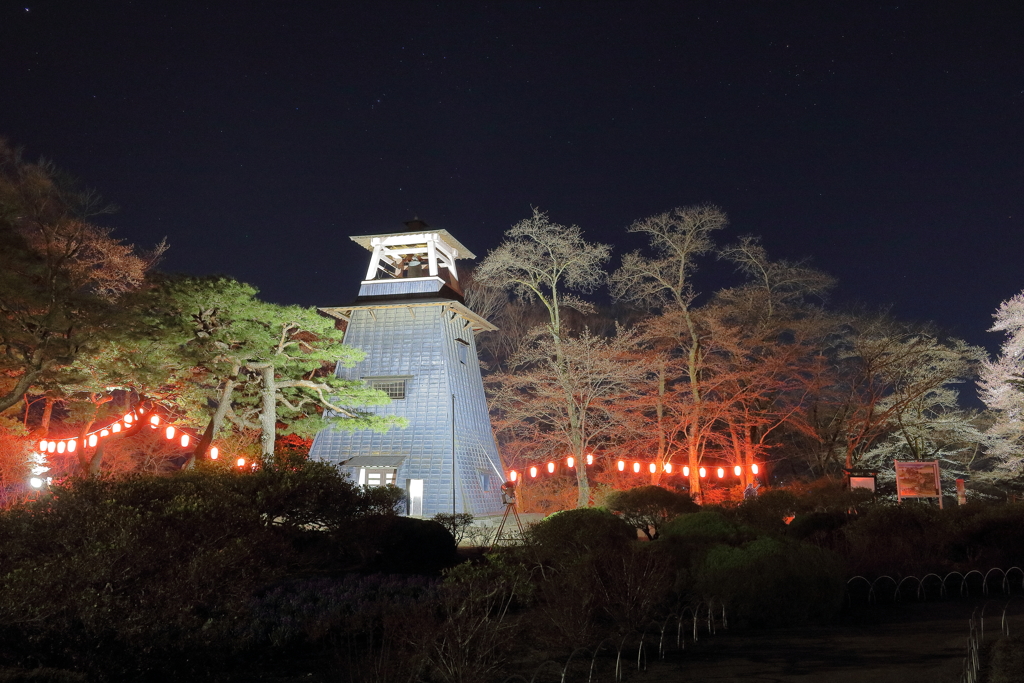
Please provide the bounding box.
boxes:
[514,473,577,514]
[274,433,313,468]
[0,427,32,508]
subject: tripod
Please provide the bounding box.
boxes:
[489,483,525,550]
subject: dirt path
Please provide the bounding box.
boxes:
[632,599,1007,683]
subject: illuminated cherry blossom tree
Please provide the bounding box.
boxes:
[978,290,1024,473]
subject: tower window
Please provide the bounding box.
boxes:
[366,377,409,400]
[362,468,396,487]
[456,338,469,365]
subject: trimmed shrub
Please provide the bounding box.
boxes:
[606,485,699,539]
[694,537,845,627]
[989,634,1024,683]
[353,516,459,574]
[0,464,456,678]
[528,507,635,560]
[843,502,948,576]
[242,574,437,647]
[658,511,754,596]
[787,511,852,552]
[660,510,747,546]
[951,503,1024,568]
[734,489,800,534]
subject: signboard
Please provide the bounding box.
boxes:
[844,468,878,495]
[849,476,876,492]
[895,460,943,509]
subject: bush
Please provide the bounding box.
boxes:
[781,479,874,513]
[843,502,948,577]
[528,507,635,560]
[988,634,1024,683]
[733,489,800,534]
[433,512,475,545]
[606,485,699,539]
[358,483,407,516]
[787,511,852,551]
[950,503,1024,568]
[660,510,747,546]
[423,558,526,682]
[0,464,456,678]
[520,512,671,645]
[242,573,437,647]
[352,516,460,574]
[694,537,846,627]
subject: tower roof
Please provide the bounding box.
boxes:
[320,299,497,332]
[349,229,476,259]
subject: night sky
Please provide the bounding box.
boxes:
[3,2,1022,351]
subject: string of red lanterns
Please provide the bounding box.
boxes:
[507,457,760,482]
[32,406,239,488]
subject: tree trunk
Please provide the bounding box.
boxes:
[40,396,55,434]
[575,448,591,508]
[89,441,104,477]
[77,416,98,474]
[187,370,239,468]
[684,313,703,500]
[651,363,667,485]
[258,364,277,462]
[687,424,701,502]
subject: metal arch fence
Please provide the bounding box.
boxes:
[961,608,982,683]
[847,566,1024,605]
[847,569,1024,683]
[502,598,727,683]
[502,575,1024,682]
